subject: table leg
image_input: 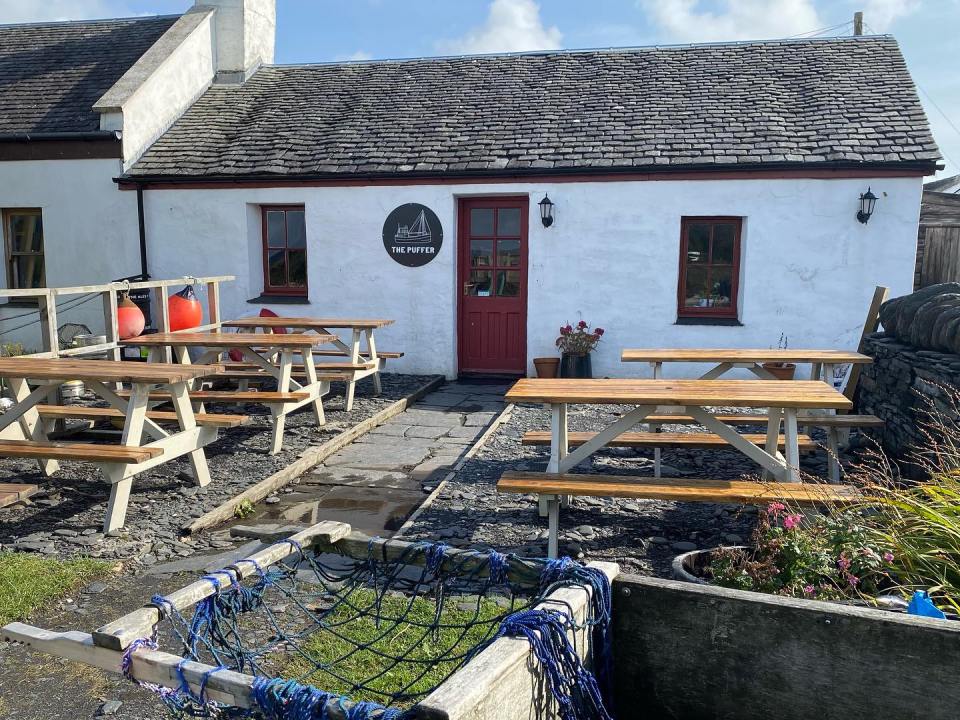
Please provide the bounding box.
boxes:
[366,328,382,396]
[763,407,783,481]
[169,381,211,488]
[546,494,560,559]
[344,328,362,411]
[541,403,569,516]
[269,350,295,455]
[103,384,149,534]
[810,362,823,381]
[783,408,801,483]
[826,427,841,483]
[8,378,59,476]
[700,362,734,380]
[302,351,326,426]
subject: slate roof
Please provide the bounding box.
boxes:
[127,35,940,179]
[0,15,178,135]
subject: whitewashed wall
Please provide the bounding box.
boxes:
[142,175,922,379]
[0,159,140,351]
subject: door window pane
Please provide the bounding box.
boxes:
[266,211,286,248]
[471,239,493,267]
[286,211,306,249]
[497,208,521,236]
[496,270,520,297]
[470,208,495,236]
[496,239,521,267]
[468,270,493,296]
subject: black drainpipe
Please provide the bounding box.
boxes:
[136,184,149,279]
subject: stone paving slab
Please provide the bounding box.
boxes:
[303,467,421,491]
[325,442,434,470]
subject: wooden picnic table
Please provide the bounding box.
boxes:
[123,332,335,454]
[621,348,871,383]
[222,317,395,411]
[505,378,852,484]
[0,357,223,533]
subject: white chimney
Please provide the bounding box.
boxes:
[196,0,275,81]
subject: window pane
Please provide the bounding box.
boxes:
[686,224,710,263]
[10,214,42,252]
[467,270,493,296]
[497,208,521,236]
[286,210,306,249]
[470,208,494,236]
[496,239,521,267]
[288,251,307,287]
[471,239,493,267]
[266,211,286,248]
[11,255,44,289]
[713,224,736,264]
[709,266,733,307]
[496,270,520,297]
[683,266,710,307]
[268,250,286,287]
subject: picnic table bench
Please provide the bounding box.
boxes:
[122,331,335,454]
[501,378,853,557]
[221,317,395,411]
[621,348,878,481]
[0,357,228,532]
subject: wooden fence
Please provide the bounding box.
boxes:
[919,225,960,288]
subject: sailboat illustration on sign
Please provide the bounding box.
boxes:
[394,209,432,243]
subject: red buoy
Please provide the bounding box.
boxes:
[168,285,202,331]
[117,293,145,340]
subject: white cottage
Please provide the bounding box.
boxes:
[0,0,942,378]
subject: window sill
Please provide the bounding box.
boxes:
[247,294,310,305]
[675,316,743,326]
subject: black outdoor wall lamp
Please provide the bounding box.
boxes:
[539,194,554,228]
[857,187,878,224]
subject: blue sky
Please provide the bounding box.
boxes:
[4,0,959,177]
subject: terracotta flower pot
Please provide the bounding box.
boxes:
[761,362,796,381]
[533,357,560,378]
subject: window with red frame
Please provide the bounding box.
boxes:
[262,206,307,296]
[677,217,742,319]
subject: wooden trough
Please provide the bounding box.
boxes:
[1,520,617,720]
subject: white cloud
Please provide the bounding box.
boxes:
[860,0,921,32]
[639,0,822,43]
[0,0,129,23]
[337,50,373,62]
[436,0,562,55]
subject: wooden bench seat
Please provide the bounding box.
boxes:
[223,362,370,373]
[217,369,343,382]
[643,413,883,428]
[521,430,818,451]
[309,349,403,359]
[0,439,162,464]
[498,470,861,557]
[119,390,309,404]
[36,405,250,428]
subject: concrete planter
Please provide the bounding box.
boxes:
[671,546,748,585]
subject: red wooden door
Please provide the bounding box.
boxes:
[457,197,528,374]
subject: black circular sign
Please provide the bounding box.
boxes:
[382,203,443,267]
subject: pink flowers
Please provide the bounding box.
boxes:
[883,551,895,563]
[837,554,851,571]
[803,585,815,595]
[555,320,605,354]
[766,502,787,517]
[783,514,802,530]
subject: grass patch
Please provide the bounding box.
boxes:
[279,587,516,708]
[0,552,112,625]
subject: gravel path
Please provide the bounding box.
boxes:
[0,374,439,564]
[404,401,860,576]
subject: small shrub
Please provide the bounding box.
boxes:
[234,499,255,519]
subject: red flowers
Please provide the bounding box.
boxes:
[555,320,605,354]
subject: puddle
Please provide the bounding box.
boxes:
[224,483,426,536]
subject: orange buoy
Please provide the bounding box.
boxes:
[117,292,145,339]
[168,284,202,331]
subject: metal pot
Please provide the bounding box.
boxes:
[671,546,750,585]
[560,352,592,379]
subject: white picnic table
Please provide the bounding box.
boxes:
[221,317,395,411]
[123,331,335,454]
[0,357,223,533]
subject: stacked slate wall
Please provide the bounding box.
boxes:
[859,332,960,472]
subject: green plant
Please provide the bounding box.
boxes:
[0,553,112,625]
[0,342,25,357]
[708,503,895,600]
[234,499,256,519]
[555,320,604,354]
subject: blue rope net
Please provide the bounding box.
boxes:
[125,537,613,720]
